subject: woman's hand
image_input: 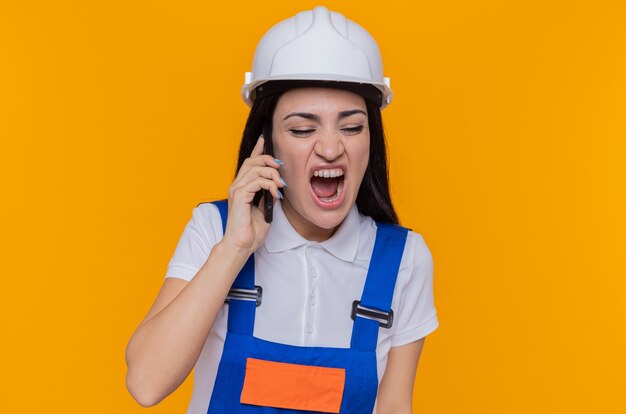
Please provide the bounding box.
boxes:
[222,136,285,253]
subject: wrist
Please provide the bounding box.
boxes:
[213,239,254,264]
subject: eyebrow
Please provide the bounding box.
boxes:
[282,109,367,122]
[283,112,320,121]
[338,109,367,119]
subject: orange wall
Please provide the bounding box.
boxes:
[1,1,625,412]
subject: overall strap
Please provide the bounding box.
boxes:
[211,200,257,336]
[350,222,409,352]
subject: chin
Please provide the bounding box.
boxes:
[282,191,355,238]
[309,215,344,230]
[305,202,353,229]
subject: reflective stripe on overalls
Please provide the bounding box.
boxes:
[208,200,408,413]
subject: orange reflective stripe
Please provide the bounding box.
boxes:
[240,358,345,413]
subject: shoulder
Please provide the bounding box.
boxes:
[164,202,226,281]
[173,202,223,253]
[185,201,226,246]
[390,230,438,344]
[355,212,432,264]
[402,231,433,270]
[360,214,432,269]
[397,230,434,297]
[193,201,222,223]
[393,228,434,297]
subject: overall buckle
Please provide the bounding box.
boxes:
[225,286,263,307]
[351,300,393,329]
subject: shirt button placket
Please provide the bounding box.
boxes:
[305,245,318,339]
[309,265,317,308]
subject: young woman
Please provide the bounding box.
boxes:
[126,6,438,414]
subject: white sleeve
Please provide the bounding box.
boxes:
[164,203,224,281]
[389,232,439,347]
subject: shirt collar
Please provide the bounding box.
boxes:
[319,204,360,262]
[263,200,309,253]
[264,200,361,263]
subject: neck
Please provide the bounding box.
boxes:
[281,198,338,242]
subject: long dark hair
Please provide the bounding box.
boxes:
[236,86,399,225]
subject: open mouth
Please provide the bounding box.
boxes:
[310,168,345,206]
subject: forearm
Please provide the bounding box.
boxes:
[376,339,425,414]
[125,241,250,406]
[376,403,412,414]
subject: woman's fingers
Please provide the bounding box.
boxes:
[224,137,284,252]
[233,140,284,193]
[241,165,284,188]
[240,137,282,173]
[250,177,282,200]
[231,174,283,202]
[240,154,282,173]
[250,135,265,157]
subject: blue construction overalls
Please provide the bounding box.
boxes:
[207,200,408,413]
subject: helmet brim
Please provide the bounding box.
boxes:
[251,80,385,108]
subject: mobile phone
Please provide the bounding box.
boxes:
[262,120,274,223]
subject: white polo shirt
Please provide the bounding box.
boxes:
[165,200,438,414]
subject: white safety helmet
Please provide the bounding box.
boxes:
[242,6,393,109]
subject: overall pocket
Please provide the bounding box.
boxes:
[240,357,345,413]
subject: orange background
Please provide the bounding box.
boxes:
[1,1,625,413]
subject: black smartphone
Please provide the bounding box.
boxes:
[262,121,274,223]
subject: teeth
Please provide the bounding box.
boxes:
[313,168,344,178]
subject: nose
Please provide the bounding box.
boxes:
[314,131,345,161]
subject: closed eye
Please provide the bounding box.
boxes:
[289,129,316,137]
[341,125,364,135]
